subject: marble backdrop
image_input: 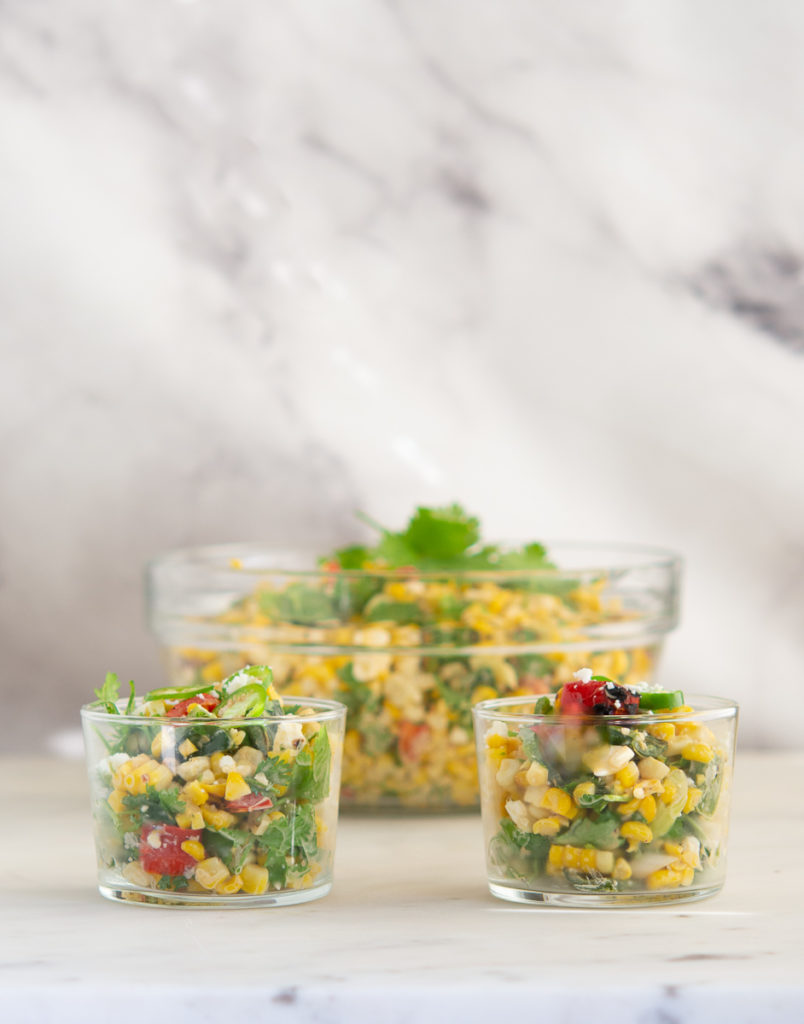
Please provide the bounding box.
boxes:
[1,0,802,753]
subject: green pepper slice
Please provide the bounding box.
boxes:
[217,683,267,719]
[144,682,215,702]
[638,690,684,711]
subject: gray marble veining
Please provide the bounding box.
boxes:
[0,1,803,751]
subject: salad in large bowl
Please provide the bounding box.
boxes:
[147,505,681,811]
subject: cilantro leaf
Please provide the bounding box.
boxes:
[94,672,121,713]
[403,504,480,560]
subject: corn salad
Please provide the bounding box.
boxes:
[474,671,737,903]
[81,668,344,906]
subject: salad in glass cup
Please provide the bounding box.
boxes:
[81,666,345,906]
[474,670,737,906]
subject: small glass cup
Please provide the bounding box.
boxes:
[81,697,346,907]
[473,694,738,907]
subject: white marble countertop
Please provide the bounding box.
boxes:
[3,753,803,1023]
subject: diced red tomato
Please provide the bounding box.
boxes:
[225,793,274,812]
[139,824,202,875]
[166,692,220,717]
[556,679,640,716]
[397,721,431,764]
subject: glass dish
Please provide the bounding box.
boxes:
[473,694,737,906]
[146,543,681,812]
[81,697,345,907]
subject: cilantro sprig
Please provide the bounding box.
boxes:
[328,504,554,573]
[92,672,135,715]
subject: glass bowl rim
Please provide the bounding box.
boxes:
[80,695,347,727]
[472,693,738,727]
[146,540,682,581]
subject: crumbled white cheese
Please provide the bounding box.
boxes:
[572,668,593,684]
[223,671,254,694]
[273,721,306,752]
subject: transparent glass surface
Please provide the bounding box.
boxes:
[473,695,737,906]
[146,543,681,811]
[81,698,345,907]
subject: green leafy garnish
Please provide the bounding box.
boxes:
[552,811,623,850]
[327,504,555,575]
[94,672,121,714]
[489,818,551,878]
[121,785,186,829]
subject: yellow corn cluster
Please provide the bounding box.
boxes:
[547,845,615,875]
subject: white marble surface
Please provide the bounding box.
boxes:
[1,2,804,751]
[2,754,803,1022]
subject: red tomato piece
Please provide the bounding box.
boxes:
[397,721,431,764]
[139,824,203,876]
[166,692,220,718]
[556,680,640,716]
[226,793,274,813]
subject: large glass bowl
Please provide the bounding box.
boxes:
[473,694,737,907]
[146,542,681,812]
[81,696,345,907]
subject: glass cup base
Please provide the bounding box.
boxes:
[487,880,723,908]
[98,881,332,908]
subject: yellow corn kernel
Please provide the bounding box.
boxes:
[487,733,509,749]
[471,685,499,705]
[224,771,251,801]
[180,840,206,861]
[182,780,209,806]
[664,841,683,858]
[201,780,227,798]
[194,857,229,890]
[548,844,564,870]
[620,821,653,849]
[680,867,696,886]
[175,805,205,830]
[612,857,632,881]
[149,763,175,792]
[209,751,229,776]
[532,816,563,837]
[617,797,641,817]
[649,722,676,743]
[615,762,639,788]
[646,867,682,890]
[240,863,269,895]
[150,732,164,758]
[107,789,126,814]
[202,805,237,830]
[638,795,657,823]
[573,781,596,806]
[661,781,677,805]
[683,742,713,763]
[684,787,703,813]
[563,846,581,870]
[215,873,243,895]
[178,738,197,758]
[541,787,573,818]
[595,851,615,875]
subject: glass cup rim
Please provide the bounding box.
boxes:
[472,693,738,727]
[146,539,682,581]
[80,695,347,727]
